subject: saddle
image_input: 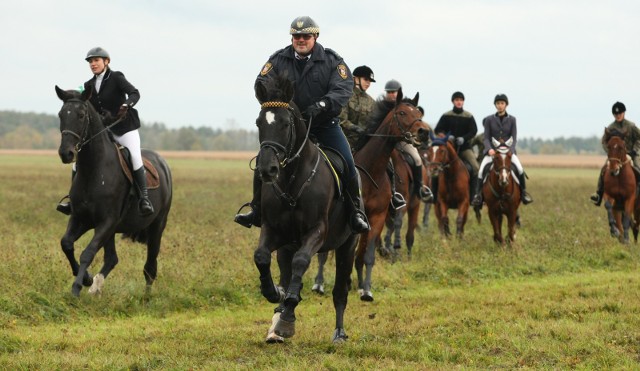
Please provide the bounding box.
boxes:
[318,146,346,198]
[115,144,160,189]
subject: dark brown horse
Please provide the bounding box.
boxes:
[602,128,638,243]
[482,137,520,245]
[251,75,358,343]
[426,133,470,238]
[353,91,430,301]
[55,86,173,297]
[383,149,423,260]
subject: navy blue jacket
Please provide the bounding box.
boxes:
[482,113,518,155]
[84,68,141,136]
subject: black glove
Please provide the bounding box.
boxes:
[117,104,129,120]
[303,101,327,120]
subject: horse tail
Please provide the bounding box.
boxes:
[474,207,481,224]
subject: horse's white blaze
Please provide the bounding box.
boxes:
[265,111,276,125]
[431,147,437,156]
[88,273,105,294]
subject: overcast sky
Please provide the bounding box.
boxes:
[1,0,638,139]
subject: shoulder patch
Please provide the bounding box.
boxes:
[337,64,348,80]
[260,62,273,76]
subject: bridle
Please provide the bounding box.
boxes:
[488,147,515,201]
[258,101,310,168]
[60,98,124,153]
[428,141,453,174]
[606,141,630,174]
[365,103,424,145]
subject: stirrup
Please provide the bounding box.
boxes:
[139,198,154,216]
[56,195,71,215]
[234,202,255,228]
[522,192,533,205]
[419,186,433,203]
[471,194,483,207]
[391,192,406,210]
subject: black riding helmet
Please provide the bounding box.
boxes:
[612,101,626,114]
[494,94,509,105]
[290,16,320,36]
[85,47,110,61]
[451,91,465,101]
[352,65,376,82]
[384,79,402,92]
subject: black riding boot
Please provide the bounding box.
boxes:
[386,161,406,210]
[56,168,76,215]
[234,171,262,228]
[471,177,483,207]
[429,176,439,204]
[412,164,431,202]
[518,172,533,205]
[133,167,154,216]
[590,169,604,206]
[347,174,370,233]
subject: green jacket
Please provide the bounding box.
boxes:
[339,86,375,147]
[602,119,640,161]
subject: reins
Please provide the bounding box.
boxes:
[61,98,124,153]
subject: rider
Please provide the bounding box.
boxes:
[590,101,640,206]
[471,94,533,206]
[234,16,370,233]
[383,79,431,203]
[57,47,153,216]
[433,91,479,204]
[339,67,406,211]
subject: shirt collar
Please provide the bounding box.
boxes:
[294,51,311,61]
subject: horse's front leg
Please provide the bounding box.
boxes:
[88,235,118,295]
[254,230,285,304]
[507,209,518,244]
[312,252,328,295]
[613,209,624,243]
[72,226,115,297]
[490,209,504,245]
[275,226,325,338]
[60,217,92,288]
[456,202,469,239]
[332,234,357,343]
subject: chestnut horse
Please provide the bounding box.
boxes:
[426,133,470,238]
[482,137,520,245]
[602,128,638,243]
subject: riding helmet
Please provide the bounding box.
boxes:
[85,47,110,61]
[290,16,320,36]
[494,94,509,105]
[384,79,402,92]
[612,101,626,114]
[451,91,465,101]
[352,65,376,82]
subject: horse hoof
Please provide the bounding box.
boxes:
[274,317,296,338]
[266,332,285,344]
[82,274,94,287]
[88,273,105,295]
[359,289,374,302]
[71,283,82,297]
[312,283,325,295]
[332,328,348,343]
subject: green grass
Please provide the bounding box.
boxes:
[0,154,639,369]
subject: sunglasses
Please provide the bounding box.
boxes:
[292,34,313,40]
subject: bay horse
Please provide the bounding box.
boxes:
[352,91,430,301]
[601,128,638,243]
[251,74,357,343]
[482,137,520,245]
[383,149,423,260]
[55,86,173,297]
[426,132,470,238]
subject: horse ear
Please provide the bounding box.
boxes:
[412,92,419,106]
[396,87,403,105]
[55,85,71,101]
[255,80,267,104]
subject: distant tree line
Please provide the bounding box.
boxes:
[0,110,603,154]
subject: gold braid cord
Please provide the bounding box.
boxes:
[261,101,289,109]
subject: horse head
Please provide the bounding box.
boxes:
[490,137,514,188]
[605,130,628,177]
[426,132,454,177]
[254,74,304,183]
[55,85,96,164]
[387,88,431,146]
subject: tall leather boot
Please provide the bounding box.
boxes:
[386,161,406,210]
[234,171,262,228]
[347,174,370,233]
[590,168,604,206]
[429,176,439,204]
[412,164,431,202]
[133,167,154,216]
[518,172,533,205]
[56,168,76,215]
[471,177,483,207]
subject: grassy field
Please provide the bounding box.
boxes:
[0,153,638,369]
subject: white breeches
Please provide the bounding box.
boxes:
[113,130,143,170]
[478,153,524,179]
[395,141,423,166]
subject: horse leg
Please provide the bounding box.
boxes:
[613,210,624,243]
[442,207,451,237]
[422,202,431,228]
[60,219,92,288]
[393,212,403,250]
[72,227,114,297]
[332,235,357,343]
[604,200,618,237]
[383,217,393,255]
[490,211,503,245]
[88,235,118,295]
[456,203,469,239]
[507,210,518,244]
[359,236,377,301]
[406,204,418,259]
[254,238,285,304]
[142,221,165,289]
[312,252,328,295]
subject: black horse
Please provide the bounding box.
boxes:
[55,86,172,297]
[251,75,358,343]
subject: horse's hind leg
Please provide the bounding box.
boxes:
[359,238,377,301]
[312,252,328,295]
[332,236,357,343]
[143,221,166,288]
[89,235,118,295]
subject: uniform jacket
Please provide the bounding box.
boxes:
[256,43,353,127]
[482,113,517,155]
[339,85,375,146]
[435,109,478,151]
[84,68,141,136]
[602,118,640,157]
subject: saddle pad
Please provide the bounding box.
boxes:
[116,144,160,189]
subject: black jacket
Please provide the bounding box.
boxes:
[84,68,141,136]
[255,43,353,127]
[434,109,478,151]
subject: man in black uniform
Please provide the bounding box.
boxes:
[234,16,369,233]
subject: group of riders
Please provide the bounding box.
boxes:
[59,16,635,230]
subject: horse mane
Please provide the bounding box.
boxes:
[353,97,416,151]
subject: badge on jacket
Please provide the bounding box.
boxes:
[337,64,348,80]
[260,62,273,76]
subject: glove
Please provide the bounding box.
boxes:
[117,104,129,120]
[455,137,464,146]
[303,101,326,120]
[447,135,455,143]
